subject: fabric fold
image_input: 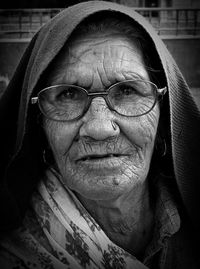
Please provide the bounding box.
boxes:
[29,168,148,269]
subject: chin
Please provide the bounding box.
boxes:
[65,173,146,201]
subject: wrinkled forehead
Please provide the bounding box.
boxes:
[46,32,148,86]
[65,33,143,62]
[37,12,164,91]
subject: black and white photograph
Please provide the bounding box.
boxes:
[0,1,200,268]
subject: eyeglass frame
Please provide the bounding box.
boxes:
[31,79,167,122]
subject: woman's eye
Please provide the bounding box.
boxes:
[58,89,77,100]
[121,87,134,95]
[119,87,136,96]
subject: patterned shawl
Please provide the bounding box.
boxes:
[0,168,147,269]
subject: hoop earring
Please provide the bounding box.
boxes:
[43,149,48,165]
[155,138,167,157]
[43,149,54,166]
[161,139,167,157]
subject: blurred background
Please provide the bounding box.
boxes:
[0,0,200,106]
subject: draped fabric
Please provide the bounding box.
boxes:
[1,169,147,269]
[1,172,196,269]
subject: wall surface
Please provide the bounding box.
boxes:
[0,42,28,79]
[0,41,28,96]
[0,38,200,95]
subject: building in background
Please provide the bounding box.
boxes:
[0,0,200,8]
[0,0,199,96]
[116,0,200,8]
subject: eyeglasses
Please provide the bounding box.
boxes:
[31,79,167,122]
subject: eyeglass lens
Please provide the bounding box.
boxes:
[38,80,156,121]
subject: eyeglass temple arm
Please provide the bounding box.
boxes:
[157,86,167,96]
[31,97,38,104]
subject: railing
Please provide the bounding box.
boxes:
[136,7,200,37]
[0,7,200,39]
[0,8,60,39]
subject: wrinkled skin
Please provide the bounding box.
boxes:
[43,33,160,254]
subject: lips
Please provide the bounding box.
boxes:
[76,153,126,162]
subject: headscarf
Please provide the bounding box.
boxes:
[0,0,200,240]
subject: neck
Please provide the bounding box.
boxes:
[77,182,154,257]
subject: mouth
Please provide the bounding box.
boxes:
[76,153,126,162]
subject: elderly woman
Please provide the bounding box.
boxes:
[0,1,200,269]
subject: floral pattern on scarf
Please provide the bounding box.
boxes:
[0,168,148,269]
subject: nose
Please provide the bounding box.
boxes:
[79,97,120,140]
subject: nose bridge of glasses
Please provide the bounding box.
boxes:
[84,91,111,112]
[81,95,115,125]
[87,91,109,97]
[80,97,119,139]
[88,94,111,110]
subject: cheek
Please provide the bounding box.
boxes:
[140,110,159,144]
[43,120,80,159]
[118,107,159,149]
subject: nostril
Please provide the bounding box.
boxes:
[111,121,117,131]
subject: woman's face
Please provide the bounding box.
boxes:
[43,33,160,200]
